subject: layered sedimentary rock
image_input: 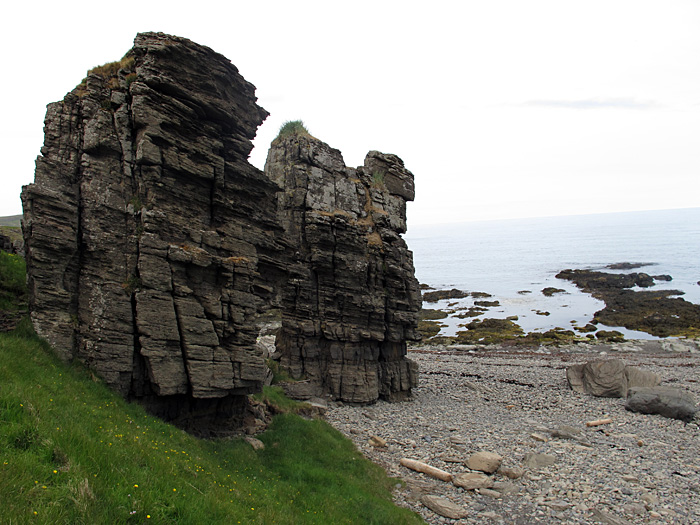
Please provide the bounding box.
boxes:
[266,133,420,402]
[22,32,420,430]
[22,33,283,433]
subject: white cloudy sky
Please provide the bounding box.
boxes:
[1,0,698,225]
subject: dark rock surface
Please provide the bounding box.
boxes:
[541,287,566,297]
[557,269,700,337]
[606,262,654,270]
[0,233,13,253]
[21,32,420,432]
[22,33,280,434]
[556,269,657,290]
[422,288,469,303]
[625,386,697,422]
[265,132,420,403]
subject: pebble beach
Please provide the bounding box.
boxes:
[325,340,700,524]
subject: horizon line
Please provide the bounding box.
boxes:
[406,205,700,230]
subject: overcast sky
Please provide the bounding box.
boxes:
[2,0,698,225]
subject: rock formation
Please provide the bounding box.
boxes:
[625,386,697,422]
[566,359,660,398]
[0,233,13,253]
[21,33,420,432]
[266,132,420,403]
[557,268,700,337]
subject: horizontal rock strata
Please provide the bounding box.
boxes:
[22,32,284,434]
[266,133,420,403]
[22,32,421,431]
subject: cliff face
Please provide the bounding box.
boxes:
[266,135,420,402]
[22,33,420,432]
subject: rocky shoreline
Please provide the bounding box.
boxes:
[418,264,700,347]
[325,339,700,524]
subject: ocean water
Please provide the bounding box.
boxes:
[404,208,700,339]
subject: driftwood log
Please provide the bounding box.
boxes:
[399,458,453,482]
[586,418,613,427]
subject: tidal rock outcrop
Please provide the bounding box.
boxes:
[266,132,420,403]
[557,268,700,337]
[21,32,420,431]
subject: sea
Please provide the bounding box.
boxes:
[404,207,700,340]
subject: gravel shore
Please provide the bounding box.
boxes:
[325,340,700,524]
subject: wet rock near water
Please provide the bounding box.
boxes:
[556,269,659,290]
[557,269,700,338]
[423,289,470,303]
[606,262,655,270]
[455,318,524,345]
[541,287,566,297]
[325,340,700,524]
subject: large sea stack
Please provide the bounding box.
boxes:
[21,33,420,433]
[267,133,421,403]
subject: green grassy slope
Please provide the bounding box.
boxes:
[0,325,421,524]
[0,253,421,524]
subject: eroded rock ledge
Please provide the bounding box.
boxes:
[21,33,420,433]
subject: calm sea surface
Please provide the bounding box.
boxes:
[404,208,700,339]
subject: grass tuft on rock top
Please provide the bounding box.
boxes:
[275,120,311,140]
[0,325,421,524]
[0,257,420,524]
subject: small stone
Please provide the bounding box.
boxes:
[467,451,503,473]
[523,453,556,469]
[362,410,378,420]
[492,481,519,495]
[453,472,494,490]
[546,501,571,511]
[531,433,548,442]
[421,495,468,519]
[478,488,502,498]
[591,507,631,525]
[623,503,646,515]
[439,454,464,463]
[498,466,525,479]
[244,437,265,450]
[368,435,387,448]
[642,493,659,507]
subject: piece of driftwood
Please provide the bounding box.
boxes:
[400,458,453,482]
[585,418,613,427]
